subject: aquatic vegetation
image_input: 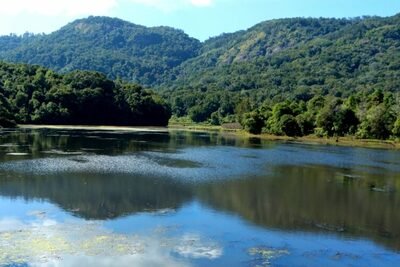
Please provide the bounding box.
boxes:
[248,247,289,266]
[0,129,399,266]
[173,234,223,259]
[0,215,222,266]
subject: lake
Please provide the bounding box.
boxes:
[0,127,399,266]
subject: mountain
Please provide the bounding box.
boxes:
[0,15,399,138]
[170,17,354,75]
[0,15,399,95]
[164,15,400,96]
[0,16,201,86]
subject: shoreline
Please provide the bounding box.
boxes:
[17,124,169,132]
[169,124,400,150]
[11,124,400,150]
[254,133,400,150]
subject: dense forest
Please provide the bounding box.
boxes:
[163,87,400,139]
[0,62,171,126]
[0,15,399,139]
[162,15,400,139]
[0,16,200,86]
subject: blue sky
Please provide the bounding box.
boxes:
[0,0,399,41]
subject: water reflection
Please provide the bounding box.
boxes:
[197,164,400,250]
[0,173,191,219]
[0,128,400,257]
[0,216,221,266]
[0,129,268,162]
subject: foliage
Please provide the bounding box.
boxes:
[160,15,399,140]
[279,115,302,137]
[0,16,200,86]
[0,14,400,139]
[242,111,264,134]
[393,118,400,138]
[316,99,359,137]
[356,104,395,139]
[234,90,399,140]
[0,62,171,126]
[163,15,400,96]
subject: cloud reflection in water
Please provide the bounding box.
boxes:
[0,215,222,266]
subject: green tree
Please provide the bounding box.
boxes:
[317,99,359,137]
[0,62,171,127]
[242,111,264,134]
[393,118,400,138]
[296,112,314,136]
[279,114,302,137]
[267,101,295,135]
[235,98,252,124]
[393,117,400,137]
[357,104,395,139]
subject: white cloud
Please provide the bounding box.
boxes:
[0,217,222,266]
[0,0,117,16]
[128,0,215,12]
[174,234,223,259]
[191,0,213,7]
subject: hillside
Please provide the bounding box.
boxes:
[1,15,399,95]
[165,15,400,94]
[167,17,355,78]
[0,15,399,138]
[0,16,201,86]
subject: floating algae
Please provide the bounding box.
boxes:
[0,217,222,266]
[0,221,145,265]
[248,247,290,266]
[173,234,223,259]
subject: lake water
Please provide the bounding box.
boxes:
[0,128,399,266]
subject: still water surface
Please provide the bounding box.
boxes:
[0,128,399,266]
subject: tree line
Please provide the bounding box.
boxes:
[241,90,400,139]
[0,62,171,127]
[163,87,400,140]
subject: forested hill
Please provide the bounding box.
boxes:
[0,15,399,138]
[0,15,400,92]
[165,14,400,94]
[0,62,171,127]
[0,16,201,86]
[0,14,399,93]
